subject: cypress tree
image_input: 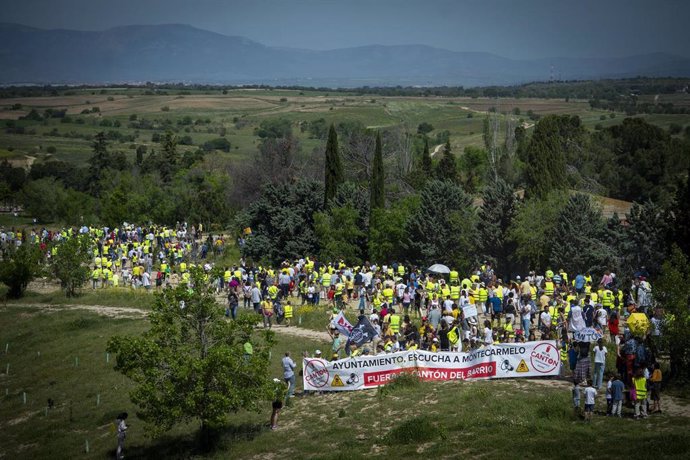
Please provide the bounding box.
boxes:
[435,140,458,182]
[370,132,385,210]
[421,138,433,177]
[324,124,343,206]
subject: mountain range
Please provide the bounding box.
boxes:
[1,23,690,87]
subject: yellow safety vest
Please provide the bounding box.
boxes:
[450,285,461,300]
[284,305,293,318]
[390,315,401,333]
[478,288,488,302]
[544,281,555,296]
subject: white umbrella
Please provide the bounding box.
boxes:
[427,264,450,275]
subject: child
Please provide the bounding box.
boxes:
[632,368,648,419]
[572,380,582,413]
[605,374,613,415]
[610,374,625,417]
[649,362,662,413]
[584,380,597,422]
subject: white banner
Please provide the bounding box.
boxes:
[303,341,561,391]
[573,327,603,343]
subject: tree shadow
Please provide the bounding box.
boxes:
[117,422,267,459]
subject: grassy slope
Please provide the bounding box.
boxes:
[1,305,688,459]
[0,306,327,460]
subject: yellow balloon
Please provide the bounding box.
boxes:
[627,313,650,336]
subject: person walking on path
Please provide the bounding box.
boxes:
[282,352,297,397]
[115,412,128,460]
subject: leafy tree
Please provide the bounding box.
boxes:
[0,243,43,298]
[315,205,365,264]
[324,124,343,206]
[417,122,434,135]
[599,117,688,204]
[369,195,419,263]
[255,118,292,139]
[477,178,519,276]
[21,178,61,222]
[435,141,457,182]
[107,268,274,448]
[0,159,26,191]
[458,146,488,193]
[550,193,615,275]
[370,132,385,210]
[239,180,324,264]
[508,191,567,271]
[404,180,477,271]
[655,246,690,381]
[50,235,91,297]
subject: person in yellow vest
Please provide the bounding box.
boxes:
[180,261,187,273]
[397,264,405,277]
[504,319,515,342]
[382,285,394,305]
[389,308,401,335]
[544,278,555,297]
[449,269,459,285]
[223,269,232,290]
[601,286,614,312]
[559,269,569,286]
[633,368,648,418]
[283,301,293,327]
[477,283,489,315]
[92,266,102,289]
[334,279,345,309]
[268,284,279,301]
[321,272,332,301]
[261,299,274,329]
[450,283,461,302]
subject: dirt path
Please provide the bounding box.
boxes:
[3,302,331,341]
[429,143,444,158]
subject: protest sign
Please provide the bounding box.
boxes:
[303,341,560,391]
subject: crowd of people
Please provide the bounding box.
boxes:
[1,224,665,421]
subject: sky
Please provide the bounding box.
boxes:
[1,0,688,59]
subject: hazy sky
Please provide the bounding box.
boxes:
[1,0,688,59]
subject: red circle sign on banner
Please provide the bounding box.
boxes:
[304,359,330,388]
[529,343,560,373]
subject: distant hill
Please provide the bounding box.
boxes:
[1,23,690,87]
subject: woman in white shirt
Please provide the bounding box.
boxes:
[592,339,608,389]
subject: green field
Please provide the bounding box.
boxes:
[3,90,689,168]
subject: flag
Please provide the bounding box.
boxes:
[333,311,353,337]
[346,315,379,348]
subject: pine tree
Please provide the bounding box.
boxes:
[673,169,690,258]
[619,201,671,277]
[524,115,581,198]
[435,140,457,182]
[477,178,519,276]
[404,180,477,270]
[370,132,385,210]
[421,138,433,177]
[550,193,614,274]
[324,124,343,206]
[88,131,109,193]
[160,131,178,183]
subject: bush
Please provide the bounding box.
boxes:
[161,106,170,112]
[384,416,446,445]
